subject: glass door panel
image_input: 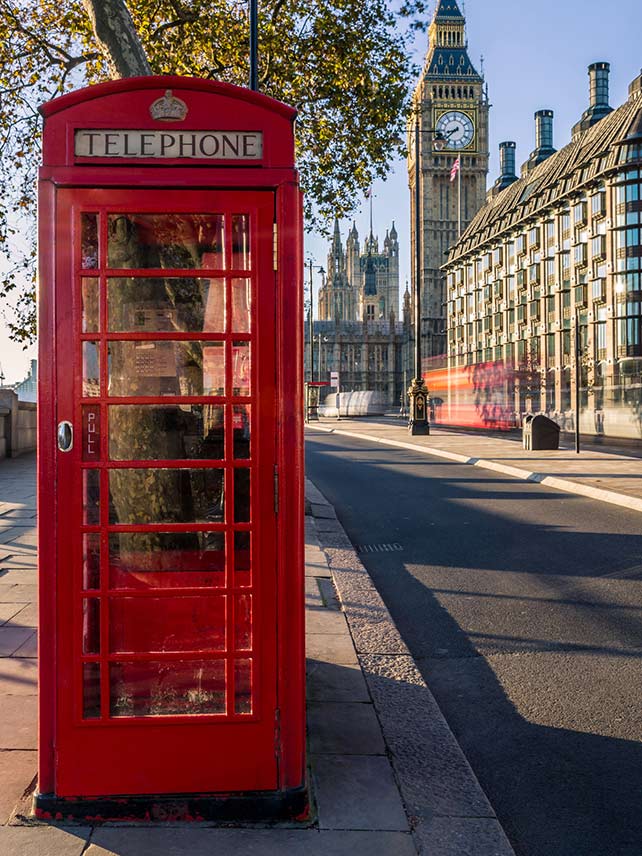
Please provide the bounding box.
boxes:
[59,188,276,796]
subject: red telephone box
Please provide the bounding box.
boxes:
[36,77,304,819]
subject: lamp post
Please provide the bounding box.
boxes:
[407,111,447,435]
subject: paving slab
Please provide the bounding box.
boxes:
[306,661,370,703]
[0,826,90,856]
[87,828,416,856]
[2,532,37,549]
[305,609,348,635]
[7,602,37,627]
[307,702,385,755]
[311,755,409,831]
[0,658,38,694]
[0,555,38,569]
[0,693,37,748]
[11,631,37,658]
[0,626,36,657]
[0,750,36,823]
[306,634,359,666]
[0,604,26,625]
[0,584,37,603]
[305,560,332,579]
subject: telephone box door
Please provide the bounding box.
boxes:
[54,187,277,796]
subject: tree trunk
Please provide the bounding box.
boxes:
[82,0,152,78]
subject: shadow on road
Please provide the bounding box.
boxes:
[306,434,642,856]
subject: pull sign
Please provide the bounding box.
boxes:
[82,406,100,461]
[57,421,73,453]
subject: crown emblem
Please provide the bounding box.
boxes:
[149,90,188,122]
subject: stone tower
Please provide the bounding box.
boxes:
[318,218,357,322]
[408,0,489,358]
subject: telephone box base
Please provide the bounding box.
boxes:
[32,786,309,824]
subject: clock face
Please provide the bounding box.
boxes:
[435,111,475,150]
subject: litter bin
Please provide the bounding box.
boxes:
[525,414,560,450]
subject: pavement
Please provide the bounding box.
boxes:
[307,416,642,514]
[0,451,515,855]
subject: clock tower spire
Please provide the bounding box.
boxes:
[408,0,489,358]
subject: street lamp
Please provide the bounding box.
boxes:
[407,111,448,436]
[307,262,325,381]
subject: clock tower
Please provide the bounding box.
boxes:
[408,0,489,358]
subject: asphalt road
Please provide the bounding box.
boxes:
[306,430,642,856]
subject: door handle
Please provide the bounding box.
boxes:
[57,421,73,452]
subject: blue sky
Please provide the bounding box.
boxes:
[1,0,641,382]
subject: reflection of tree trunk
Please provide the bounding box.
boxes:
[107,216,206,546]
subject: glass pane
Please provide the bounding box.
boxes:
[81,214,99,269]
[234,659,252,714]
[108,468,224,524]
[82,405,101,462]
[234,531,251,587]
[233,405,251,459]
[82,278,99,331]
[235,594,252,650]
[231,278,251,332]
[110,595,226,653]
[110,660,226,717]
[231,215,250,270]
[83,469,100,524]
[83,533,101,589]
[83,342,100,397]
[107,214,225,270]
[232,341,250,396]
[108,340,224,397]
[108,277,225,332]
[83,662,101,719]
[109,404,224,460]
[83,598,100,654]
[109,531,225,589]
[234,468,250,522]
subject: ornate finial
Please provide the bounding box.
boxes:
[149,90,188,122]
[480,54,485,76]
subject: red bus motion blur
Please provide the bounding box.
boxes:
[424,357,518,431]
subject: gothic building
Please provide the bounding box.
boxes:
[408,0,489,358]
[306,219,410,406]
[318,218,400,324]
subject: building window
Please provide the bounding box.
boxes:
[573,200,588,226]
[591,190,606,219]
[616,316,642,356]
[595,319,607,361]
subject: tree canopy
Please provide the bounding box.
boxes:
[0,0,427,342]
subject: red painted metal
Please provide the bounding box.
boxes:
[37,77,304,809]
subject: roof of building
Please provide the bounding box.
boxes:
[434,0,464,19]
[424,48,482,81]
[445,83,642,266]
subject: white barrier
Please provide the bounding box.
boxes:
[318,390,387,418]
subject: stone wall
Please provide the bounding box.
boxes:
[0,390,37,457]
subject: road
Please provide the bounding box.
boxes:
[306,430,642,856]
